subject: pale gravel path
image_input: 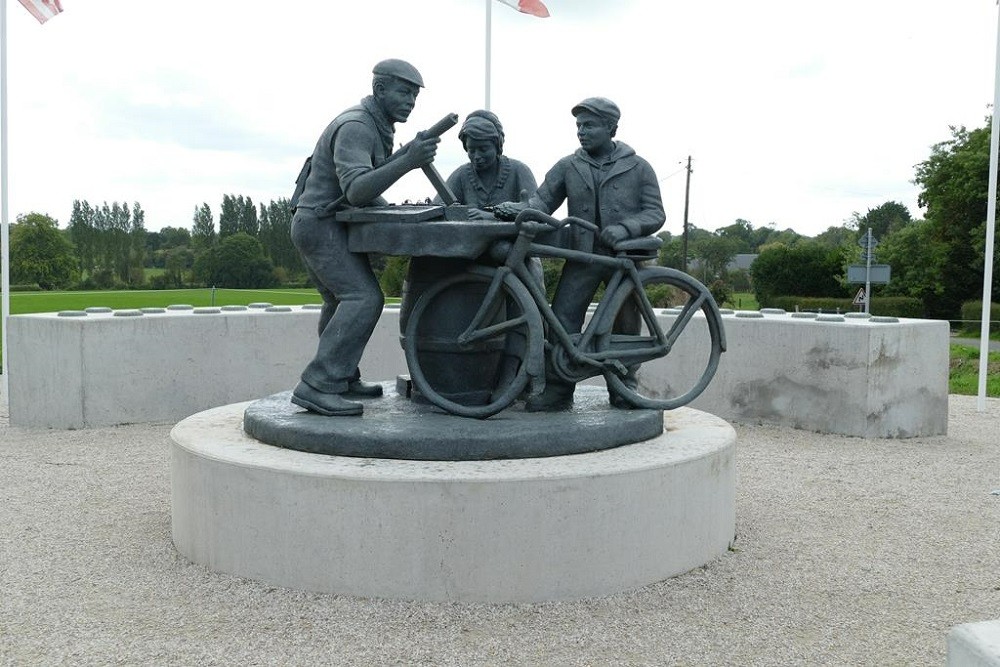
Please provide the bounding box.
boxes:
[1,394,998,666]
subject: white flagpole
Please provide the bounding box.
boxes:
[485,0,492,110]
[1,0,10,405]
[979,1,1000,412]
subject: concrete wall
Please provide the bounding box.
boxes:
[7,306,948,436]
[7,306,405,429]
[639,310,949,438]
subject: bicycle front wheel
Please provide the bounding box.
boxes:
[598,266,726,410]
[403,267,543,419]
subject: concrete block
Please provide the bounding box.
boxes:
[7,307,406,429]
[7,306,949,437]
[632,310,949,438]
[949,620,1000,666]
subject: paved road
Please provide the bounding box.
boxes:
[951,336,1000,351]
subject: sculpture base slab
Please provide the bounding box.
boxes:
[243,384,664,460]
[171,401,736,602]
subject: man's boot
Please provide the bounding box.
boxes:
[524,381,574,412]
[291,382,363,416]
[345,379,384,398]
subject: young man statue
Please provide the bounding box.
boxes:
[290,59,439,416]
[518,97,666,411]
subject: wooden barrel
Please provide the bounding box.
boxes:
[400,257,508,406]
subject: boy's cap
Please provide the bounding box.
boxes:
[372,59,424,87]
[571,97,620,124]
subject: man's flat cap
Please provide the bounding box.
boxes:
[571,97,620,124]
[372,59,424,87]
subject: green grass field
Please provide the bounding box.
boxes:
[949,343,1000,397]
[7,288,325,314]
[725,292,759,311]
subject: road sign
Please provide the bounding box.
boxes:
[853,288,867,306]
[847,264,891,284]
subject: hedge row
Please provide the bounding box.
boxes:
[959,301,1000,334]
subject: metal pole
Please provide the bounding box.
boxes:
[864,227,872,315]
[485,0,492,110]
[682,156,691,273]
[978,1,1000,412]
[1,0,10,403]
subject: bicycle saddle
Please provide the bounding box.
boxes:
[613,236,663,260]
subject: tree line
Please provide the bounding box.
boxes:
[7,194,304,291]
[655,118,999,320]
[7,116,1000,320]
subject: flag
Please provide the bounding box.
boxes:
[17,0,63,24]
[495,0,550,19]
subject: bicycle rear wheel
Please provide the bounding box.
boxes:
[598,266,726,410]
[403,267,543,419]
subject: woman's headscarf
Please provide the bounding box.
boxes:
[458,110,505,154]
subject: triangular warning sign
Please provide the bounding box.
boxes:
[853,288,867,306]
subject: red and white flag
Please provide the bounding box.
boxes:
[17,0,63,24]
[495,0,550,19]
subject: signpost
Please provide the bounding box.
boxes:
[846,228,891,314]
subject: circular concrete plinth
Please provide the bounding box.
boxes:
[243,384,664,460]
[171,403,736,603]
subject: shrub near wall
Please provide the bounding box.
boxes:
[960,301,1000,334]
[769,296,923,318]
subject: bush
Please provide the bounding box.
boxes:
[960,301,1000,334]
[646,283,683,307]
[708,279,731,308]
[377,256,409,298]
[10,283,42,292]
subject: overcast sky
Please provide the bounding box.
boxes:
[5,0,998,238]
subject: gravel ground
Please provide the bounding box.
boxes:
[1,394,998,666]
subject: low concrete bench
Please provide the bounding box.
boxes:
[7,306,948,436]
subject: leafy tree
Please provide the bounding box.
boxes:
[10,213,78,289]
[877,218,947,310]
[261,198,301,275]
[68,200,96,276]
[914,123,994,318]
[128,202,146,285]
[65,199,144,285]
[191,203,216,249]
[656,231,684,269]
[814,225,856,249]
[751,241,846,306]
[195,232,275,288]
[219,194,239,238]
[855,201,912,240]
[158,226,191,249]
[238,195,259,236]
[714,219,754,253]
[692,234,740,282]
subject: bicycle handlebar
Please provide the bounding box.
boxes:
[512,208,599,234]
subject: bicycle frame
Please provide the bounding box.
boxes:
[455,213,674,386]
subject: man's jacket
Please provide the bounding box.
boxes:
[529,141,665,252]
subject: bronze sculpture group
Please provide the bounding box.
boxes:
[290,59,722,418]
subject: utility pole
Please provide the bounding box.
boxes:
[682,156,692,273]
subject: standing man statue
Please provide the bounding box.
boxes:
[516,97,666,412]
[290,59,439,416]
